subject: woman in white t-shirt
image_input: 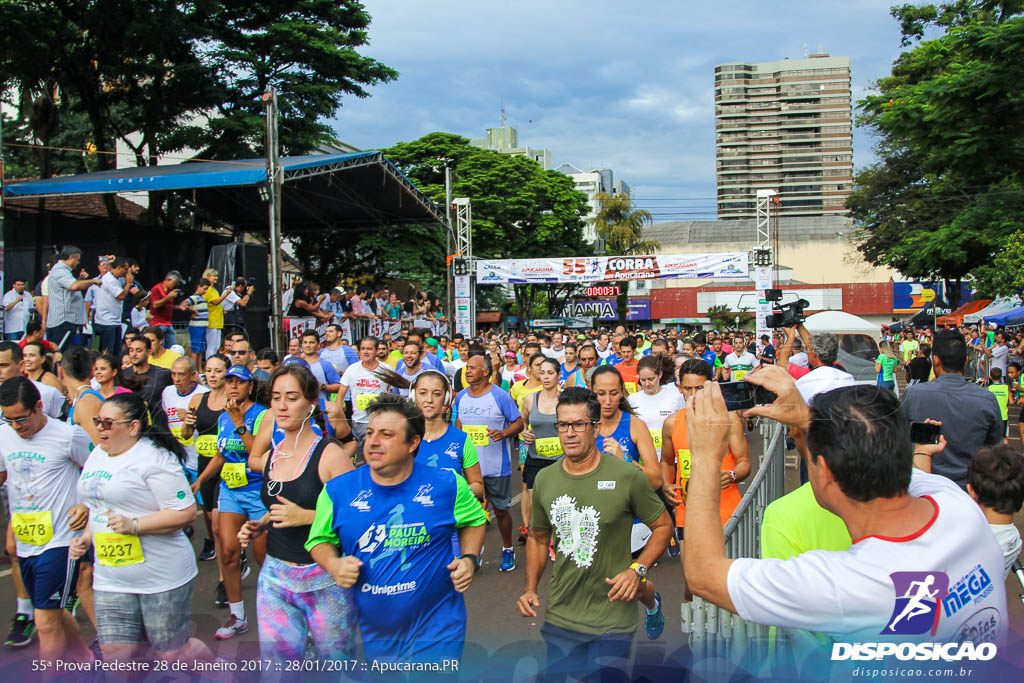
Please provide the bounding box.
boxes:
[627,355,681,462]
[70,392,214,666]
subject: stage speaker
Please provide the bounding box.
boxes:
[207,243,270,350]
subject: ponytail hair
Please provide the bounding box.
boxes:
[637,354,675,386]
[268,365,329,435]
[588,365,635,415]
[104,392,188,464]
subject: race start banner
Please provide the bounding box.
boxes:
[476,253,748,285]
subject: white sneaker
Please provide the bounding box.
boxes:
[214,615,247,640]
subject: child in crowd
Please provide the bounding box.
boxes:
[986,367,1010,442]
[967,444,1024,578]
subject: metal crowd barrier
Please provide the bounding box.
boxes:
[680,420,787,674]
[964,346,991,384]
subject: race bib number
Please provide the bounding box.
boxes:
[356,393,378,411]
[170,426,193,446]
[624,382,637,395]
[649,429,663,451]
[94,532,145,567]
[463,425,490,447]
[677,448,692,482]
[535,436,563,458]
[222,462,249,489]
[195,434,218,458]
[12,511,54,546]
[732,369,748,381]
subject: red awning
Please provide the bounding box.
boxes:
[936,299,991,326]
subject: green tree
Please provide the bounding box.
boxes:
[0,1,395,225]
[706,305,752,332]
[380,133,590,322]
[851,4,1024,301]
[589,192,659,324]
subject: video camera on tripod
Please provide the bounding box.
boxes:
[764,288,810,329]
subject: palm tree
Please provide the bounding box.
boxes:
[588,192,659,324]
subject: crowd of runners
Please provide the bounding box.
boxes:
[1,246,1023,679]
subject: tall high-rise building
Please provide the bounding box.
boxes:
[470,125,552,170]
[714,54,853,219]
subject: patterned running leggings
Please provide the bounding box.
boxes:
[256,554,357,661]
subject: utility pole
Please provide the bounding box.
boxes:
[445,166,453,335]
[262,86,284,354]
[753,189,778,340]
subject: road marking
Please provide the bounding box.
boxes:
[0,569,11,578]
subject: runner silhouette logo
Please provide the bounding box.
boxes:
[882,571,949,636]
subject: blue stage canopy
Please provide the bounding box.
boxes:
[3,151,445,230]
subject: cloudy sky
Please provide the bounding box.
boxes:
[332,1,908,222]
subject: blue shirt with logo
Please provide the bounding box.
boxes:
[216,403,268,491]
[306,463,486,661]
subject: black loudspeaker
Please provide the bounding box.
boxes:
[206,243,270,350]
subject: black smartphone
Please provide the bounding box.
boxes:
[910,421,941,444]
[719,381,755,411]
[719,381,777,412]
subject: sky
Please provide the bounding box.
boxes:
[331,0,908,222]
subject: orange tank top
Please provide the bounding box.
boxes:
[670,409,741,527]
[618,362,639,395]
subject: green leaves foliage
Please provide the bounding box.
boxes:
[851,5,1024,298]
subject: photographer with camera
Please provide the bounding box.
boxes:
[149,271,183,349]
[222,277,255,342]
[681,366,1007,646]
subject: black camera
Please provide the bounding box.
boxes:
[247,277,256,287]
[764,297,809,329]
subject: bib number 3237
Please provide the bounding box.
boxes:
[94,532,145,567]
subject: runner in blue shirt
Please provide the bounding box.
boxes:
[190,364,268,640]
[412,371,484,500]
[306,394,487,663]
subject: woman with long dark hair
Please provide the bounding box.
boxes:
[69,393,213,666]
[92,353,137,398]
[238,365,357,661]
[627,355,680,462]
[23,341,62,392]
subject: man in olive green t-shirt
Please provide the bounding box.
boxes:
[517,387,672,681]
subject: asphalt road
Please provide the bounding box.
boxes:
[2,422,1023,682]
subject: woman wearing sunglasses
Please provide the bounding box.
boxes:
[190,364,268,640]
[237,365,357,662]
[69,392,214,666]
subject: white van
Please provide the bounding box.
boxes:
[802,311,881,385]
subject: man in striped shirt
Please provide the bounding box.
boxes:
[45,245,100,351]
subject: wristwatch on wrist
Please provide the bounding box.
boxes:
[234,424,248,436]
[629,561,648,582]
[462,554,478,572]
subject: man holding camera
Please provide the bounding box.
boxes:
[222,277,254,341]
[903,330,1003,487]
[682,367,1007,646]
[149,270,183,349]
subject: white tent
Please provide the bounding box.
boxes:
[963,296,1022,324]
[803,311,880,341]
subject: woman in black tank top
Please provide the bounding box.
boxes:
[238,365,356,662]
[181,354,229,598]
